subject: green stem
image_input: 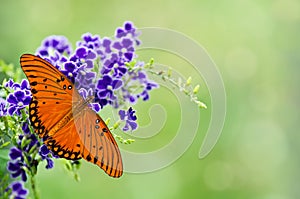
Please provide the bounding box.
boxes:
[147,69,207,108]
[30,175,40,199]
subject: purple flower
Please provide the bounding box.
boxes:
[61,61,77,83]
[101,53,128,78]
[77,33,111,63]
[96,75,123,107]
[4,78,14,88]
[101,37,113,54]
[70,47,97,68]
[9,147,23,160]
[45,158,54,169]
[7,161,27,182]
[31,21,146,111]
[7,127,41,182]
[39,144,49,157]
[112,38,134,61]
[5,80,31,113]
[77,33,101,51]
[36,35,72,69]
[99,23,139,78]
[5,119,57,182]
[119,107,137,131]
[79,88,101,112]
[21,122,30,136]
[61,47,97,90]
[6,181,28,199]
[29,21,152,133]
[121,88,137,104]
[6,129,56,181]
[121,70,158,104]
[39,145,54,169]
[0,97,7,116]
[5,79,30,91]
[6,87,31,116]
[115,21,140,45]
[0,21,163,198]
[134,71,158,101]
[75,68,96,91]
[36,35,72,56]
[138,81,158,101]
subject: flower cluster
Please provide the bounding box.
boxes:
[3,80,52,176]
[1,79,56,198]
[35,21,157,130]
[3,118,56,198]
[7,120,54,180]
[0,21,162,198]
[5,79,31,116]
[35,35,72,68]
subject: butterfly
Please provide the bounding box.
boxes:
[20,54,123,178]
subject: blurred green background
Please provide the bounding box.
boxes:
[0,0,299,198]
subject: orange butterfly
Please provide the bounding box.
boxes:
[20,54,123,178]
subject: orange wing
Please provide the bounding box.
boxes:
[74,108,123,177]
[20,54,80,136]
[20,54,123,177]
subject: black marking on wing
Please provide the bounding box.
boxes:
[46,137,81,160]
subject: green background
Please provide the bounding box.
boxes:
[0,0,299,198]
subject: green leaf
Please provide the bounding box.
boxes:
[0,141,10,149]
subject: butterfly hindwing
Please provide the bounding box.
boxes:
[44,118,82,160]
[75,108,123,178]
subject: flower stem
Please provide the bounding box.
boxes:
[30,175,40,199]
[147,69,207,109]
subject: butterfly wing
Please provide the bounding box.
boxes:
[20,54,83,159]
[20,54,123,177]
[74,107,123,177]
[20,54,81,137]
[45,105,123,177]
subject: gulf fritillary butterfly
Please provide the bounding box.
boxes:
[20,54,123,178]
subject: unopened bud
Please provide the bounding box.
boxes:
[186,77,192,86]
[193,85,200,94]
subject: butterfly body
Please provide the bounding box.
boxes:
[20,54,123,177]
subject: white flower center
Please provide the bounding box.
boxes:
[107,85,113,90]
[121,48,127,53]
[80,70,86,76]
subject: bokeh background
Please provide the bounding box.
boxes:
[0,0,299,198]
